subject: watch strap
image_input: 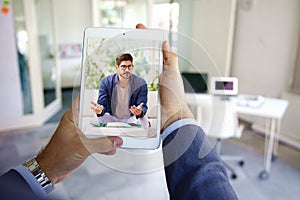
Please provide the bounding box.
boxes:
[23,158,54,193]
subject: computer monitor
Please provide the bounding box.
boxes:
[210,77,238,96]
[181,72,208,93]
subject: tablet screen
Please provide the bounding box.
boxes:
[79,28,163,148]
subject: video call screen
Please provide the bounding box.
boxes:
[215,81,233,90]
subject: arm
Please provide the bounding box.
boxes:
[133,82,148,118]
[97,77,111,116]
[0,97,123,199]
[162,121,238,200]
[129,75,148,118]
[138,24,237,199]
[139,83,148,117]
[0,169,40,200]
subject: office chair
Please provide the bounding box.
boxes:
[197,98,245,179]
[214,103,245,179]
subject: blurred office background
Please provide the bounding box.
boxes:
[0,0,300,199]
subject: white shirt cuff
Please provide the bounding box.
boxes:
[161,118,198,141]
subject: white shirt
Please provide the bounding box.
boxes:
[115,84,130,119]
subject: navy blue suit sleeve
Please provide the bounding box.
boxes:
[163,124,238,200]
[135,83,148,118]
[0,169,39,200]
[97,77,112,117]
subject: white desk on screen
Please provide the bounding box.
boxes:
[186,94,289,179]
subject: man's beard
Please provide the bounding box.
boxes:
[120,72,131,79]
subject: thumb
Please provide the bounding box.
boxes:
[83,136,123,154]
[162,41,179,73]
[138,102,144,108]
[136,23,147,29]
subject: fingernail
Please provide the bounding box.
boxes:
[113,137,123,147]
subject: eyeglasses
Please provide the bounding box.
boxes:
[119,64,134,70]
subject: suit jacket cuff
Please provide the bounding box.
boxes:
[14,165,48,199]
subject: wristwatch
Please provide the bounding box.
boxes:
[23,158,54,193]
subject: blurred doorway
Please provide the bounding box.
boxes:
[4,0,62,131]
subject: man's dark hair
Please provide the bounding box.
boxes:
[116,53,133,66]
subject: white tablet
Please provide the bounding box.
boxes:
[78,27,164,149]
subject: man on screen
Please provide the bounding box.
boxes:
[91,53,149,128]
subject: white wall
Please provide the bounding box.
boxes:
[176,0,300,98]
[53,0,93,44]
[230,0,300,147]
[191,0,235,76]
[281,91,300,147]
[0,11,23,118]
[176,0,236,77]
[231,0,300,98]
[52,0,93,88]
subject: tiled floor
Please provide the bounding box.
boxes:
[0,89,299,199]
[0,122,170,200]
[1,123,299,200]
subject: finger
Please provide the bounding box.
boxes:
[136,23,147,29]
[162,41,179,73]
[129,108,135,114]
[131,106,139,111]
[84,136,123,154]
[102,149,117,155]
[95,106,103,114]
[130,108,138,115]
[90,101,97,106]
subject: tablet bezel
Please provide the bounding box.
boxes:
[78,27,164,149]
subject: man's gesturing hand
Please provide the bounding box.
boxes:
[91,101,104,115]
[130,102,144,117]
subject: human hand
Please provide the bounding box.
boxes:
[136,23,194,132]
[129,102,144,116]
[91,101,104,115]
[36,97,123,184]
[159,41,194,131]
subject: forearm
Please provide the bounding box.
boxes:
[162,123,238,200]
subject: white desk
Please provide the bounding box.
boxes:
[81,116,158,138]
[186,94,289,179]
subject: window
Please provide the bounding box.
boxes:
[152,2,179,32]
[152,2,179,50]
[99,0,126,27]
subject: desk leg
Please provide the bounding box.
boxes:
[259,118,276,180]
[272,119,281,161]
